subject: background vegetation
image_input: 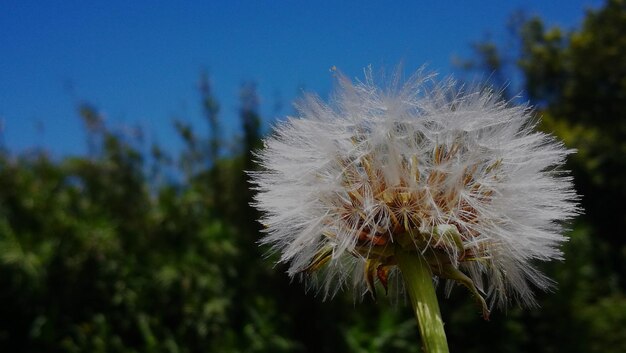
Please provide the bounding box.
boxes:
[1,1,625,351]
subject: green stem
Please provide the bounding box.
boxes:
[396,247,450,353]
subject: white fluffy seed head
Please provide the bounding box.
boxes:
[250,66,579,309]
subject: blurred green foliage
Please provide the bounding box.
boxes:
[1,1,626,351]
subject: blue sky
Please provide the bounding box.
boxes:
[0,0,601,157]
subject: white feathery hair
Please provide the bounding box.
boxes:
[250,66,579,310]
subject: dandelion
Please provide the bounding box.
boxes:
[250,67,579,352]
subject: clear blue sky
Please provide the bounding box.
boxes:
[0,0,601,157]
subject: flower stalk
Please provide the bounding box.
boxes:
[396,246,449,353]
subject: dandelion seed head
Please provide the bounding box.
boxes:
[250,66,579,310]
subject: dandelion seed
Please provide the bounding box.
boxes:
[250,66,579,322]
